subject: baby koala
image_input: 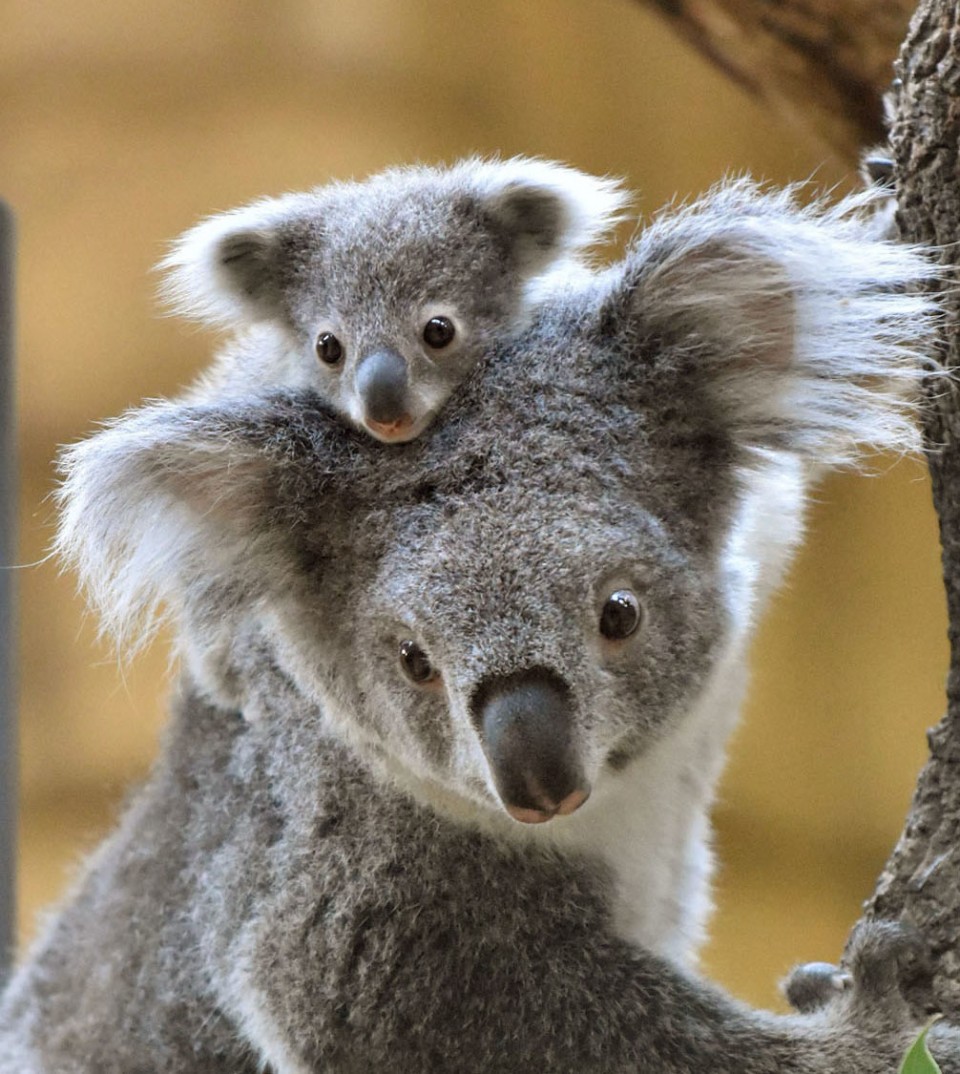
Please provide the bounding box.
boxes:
[161,158,627,442]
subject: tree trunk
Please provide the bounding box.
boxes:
[636,0,915,161]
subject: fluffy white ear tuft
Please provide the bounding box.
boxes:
[630,179,943,468]
[472,157,630,273]
[157,193,312,329]
[55,401,272,651]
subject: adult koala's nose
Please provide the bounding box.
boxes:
[355,348,412,437]
[471,669,591,824]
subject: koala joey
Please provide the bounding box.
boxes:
[1,178,956,1073]
[160,157,627,442]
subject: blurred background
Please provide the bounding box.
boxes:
[0,0,946,1010]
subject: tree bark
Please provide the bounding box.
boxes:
[636,0,915,161]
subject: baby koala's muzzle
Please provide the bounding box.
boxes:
[471,668,591,824]
[356,348,410,427]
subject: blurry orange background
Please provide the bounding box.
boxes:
[1,0,947,1010]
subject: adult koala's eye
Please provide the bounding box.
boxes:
[599,590,642,641]
[315,332,344,367]
[422,316,456,349]
[399,639,439,685]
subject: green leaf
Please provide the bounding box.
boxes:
[899,1018,943,1074]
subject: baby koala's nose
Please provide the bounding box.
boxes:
[365,415,416,443]
[356,348,410,427]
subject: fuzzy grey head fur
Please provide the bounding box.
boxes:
[1,178,953,1074]
[160,158,628,442]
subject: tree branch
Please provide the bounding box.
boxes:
[635,0,915,161]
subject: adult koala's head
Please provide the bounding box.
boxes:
[57,181,936,829]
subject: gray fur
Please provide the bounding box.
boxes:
[1,178,955,1072]
[161,158,628,442]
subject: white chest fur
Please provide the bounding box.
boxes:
[550,633,752,965]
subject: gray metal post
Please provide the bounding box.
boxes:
[0,201,16,983]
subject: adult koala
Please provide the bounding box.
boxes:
[0,180,953,1072]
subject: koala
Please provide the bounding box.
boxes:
[160,157,628,442]
[1,179,955,1073]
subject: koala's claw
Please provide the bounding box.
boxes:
[861,151,895,189]
[845,920,932,1010]
[783,961,852,1013]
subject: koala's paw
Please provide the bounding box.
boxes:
[783,961,851,1013]
[786,922,932,1021]
[804,923,960,1074]
[844,920,932,1019]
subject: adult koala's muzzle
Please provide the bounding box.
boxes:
[471,668,591,824]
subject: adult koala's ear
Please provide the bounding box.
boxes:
[159,193,312,328]
[622,179,941,467]
[55,396,308,650]
[474,158,629,275]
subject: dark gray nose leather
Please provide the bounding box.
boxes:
[472,668,589,822]
[356,349,409,424]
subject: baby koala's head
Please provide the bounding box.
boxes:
[160,158,628,442]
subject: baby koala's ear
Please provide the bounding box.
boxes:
[159,193,311,328]
[477,158,630,275]
[619,179,940,467]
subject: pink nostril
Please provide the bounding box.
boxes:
[364,415,415,442]
[504,786,591,824]
[555,787,590,816]
[506,805,555,825]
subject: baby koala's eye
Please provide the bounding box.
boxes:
[399,639,440,685]
[599,590,642,641]
[316,331,344,367]
[422,316,456,349]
